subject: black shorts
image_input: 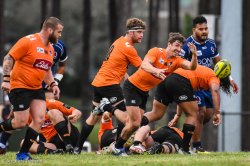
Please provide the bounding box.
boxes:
[123,80,149,110]
[155,73,196,106]
[100,128,117,149]
[8,88,45,111]
[151,126,183,148]
[92,84,125,111]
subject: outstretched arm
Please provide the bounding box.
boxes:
[1,54,14,92]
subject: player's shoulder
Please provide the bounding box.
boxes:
[206,38,217,46]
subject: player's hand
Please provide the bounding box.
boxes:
[1,82,10,93]
[187,42,197,56]
[52,85,60,99]
[68,111,81,123]
[213,112,221,126]
[168,114,180,127]
[153,69,166,80]
[230,80,239,94]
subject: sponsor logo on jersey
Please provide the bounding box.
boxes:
[197,50,202,56]
[159,58,164,64]
[37,47,45,53]
[33,59,52,71]
[198,58,213,68]
[125,42,131,47]
[179,95,188,101]
[110,97,117,103]
[211,47,215,54]
[202,46,207,49]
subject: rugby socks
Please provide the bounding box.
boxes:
[0,131,12,146]
[19,127,39,153]
[0,119,14,132]
[182,123,195,152]
[116,121,124,141]
[76,122,94,149]
[37,144,54,154]
[115,137,127,149]
[192,141,202,148]
[140,116,149,126]
[54,120,72,145]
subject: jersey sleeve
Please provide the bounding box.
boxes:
[58,41,68,62]
[144,47,159,63]
[124,47,142,68]
[46,99,76,116]
[8,37,30,61]
[208,76,220,87]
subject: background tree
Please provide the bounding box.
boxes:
[52,0,61,18]
[80,0,92,120]
[241,0,250,151]
[168,0,179,32]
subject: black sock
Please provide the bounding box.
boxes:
[19,127,39,153]
[182,123,195,151]
[37,144,55,154]
[0,119,14,132]
[0,131,12,145]
[192,141,201,148]
[116,120,124,141]
[76,122,94,149]
[54,120,71,145]
[133,141,142,146]
[140,116,149,126]
[115,137,127,149]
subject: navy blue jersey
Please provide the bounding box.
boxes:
[51,40,68,75]
[180,36,219,69]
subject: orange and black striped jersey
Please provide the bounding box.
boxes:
[92,36,142,87]
[9,33,54,90]
[129,47,184,91]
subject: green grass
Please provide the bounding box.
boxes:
[1,152,250,166]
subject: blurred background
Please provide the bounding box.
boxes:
[0,0,249,152]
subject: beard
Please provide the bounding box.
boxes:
[48,32,58,44]
[196,34,208,43]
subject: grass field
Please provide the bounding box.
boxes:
[1,152,250,166]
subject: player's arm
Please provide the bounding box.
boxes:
[68,108,82,123]
[210,82,221,126]
[1,54,14,92]
[181,42,197,70]
[168,105,182,127]
[141,57,166,80]
[54,61,66,84]
[44,69,60,99]
[133,125,151,146]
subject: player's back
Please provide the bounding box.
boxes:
[92,36,142,87]
[174,65,219,90]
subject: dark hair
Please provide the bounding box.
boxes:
[220,76,232,95]
[42,17,63,30]
[168,32,186,44]
[193,15,207,28]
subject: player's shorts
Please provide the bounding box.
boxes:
[92,84,125,111]
[194,90,213,108]
[155,73,196,106]
[123,80,149,110]
[8,88,45,111]
[100,128,117,149]
[151,126,183,149]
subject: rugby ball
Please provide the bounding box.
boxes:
[214,59,231,79]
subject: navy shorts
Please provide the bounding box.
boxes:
[194,90,213,108]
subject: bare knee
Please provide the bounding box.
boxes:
[48,109,64,122]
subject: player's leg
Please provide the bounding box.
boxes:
[48,110,74,153]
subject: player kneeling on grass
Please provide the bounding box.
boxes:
[20,92,81,154]
[129,125,183,155]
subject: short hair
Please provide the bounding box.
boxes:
[126,18,146,31]
[192,15,207,28]
[42,17,64,30]
[168,32,186,44]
